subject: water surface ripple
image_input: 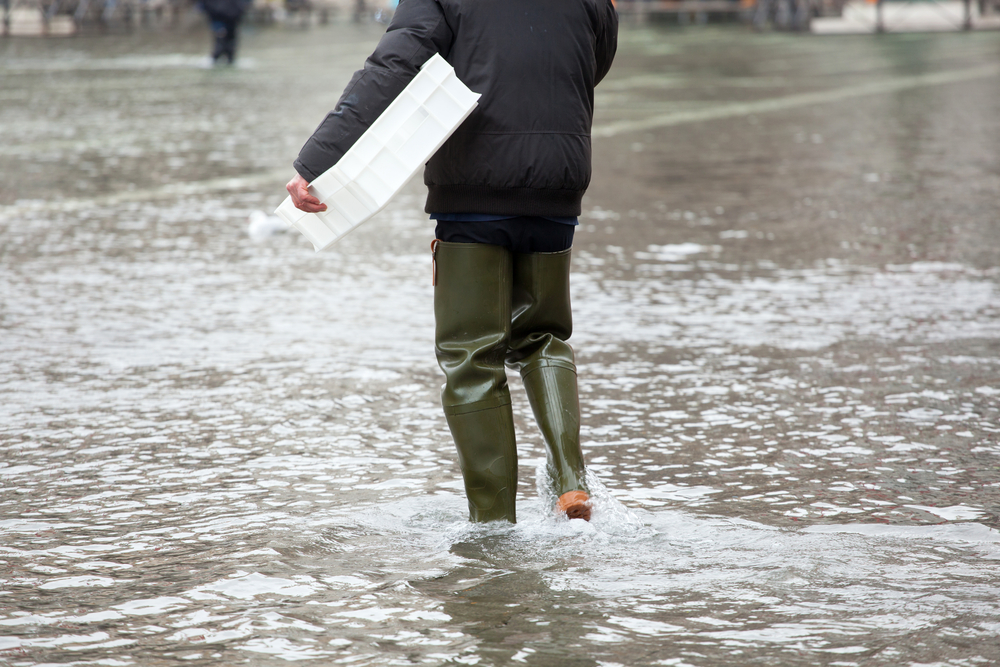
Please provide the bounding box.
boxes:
[3,23,1000,667]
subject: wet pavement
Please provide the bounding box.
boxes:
[2,21,1000,667]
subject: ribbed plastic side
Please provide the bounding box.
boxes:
[276,54,481,252]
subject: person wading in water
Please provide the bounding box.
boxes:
[286,0,618,523]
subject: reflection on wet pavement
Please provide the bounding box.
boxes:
[2,22,999,667]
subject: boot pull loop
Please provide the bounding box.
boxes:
[430,239,440,287]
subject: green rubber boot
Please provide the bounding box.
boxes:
[505,249,589,502]
[433,240,518,523]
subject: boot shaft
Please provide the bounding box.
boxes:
[507,248,574,372]
[433,241,514,409]
[432,240,587,521]
[434,241,519,523]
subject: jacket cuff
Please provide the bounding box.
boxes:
[292,159,320,182]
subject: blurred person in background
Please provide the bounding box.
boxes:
[200,0,250,64]
[286,0,618,524]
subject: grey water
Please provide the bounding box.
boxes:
[2,21,1000,667]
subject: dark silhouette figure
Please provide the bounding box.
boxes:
[200,0,249,64]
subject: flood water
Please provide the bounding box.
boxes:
[2,20,1000,667]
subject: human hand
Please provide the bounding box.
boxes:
[286,173,327,213]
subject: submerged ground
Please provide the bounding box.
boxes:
[1,19,999,667]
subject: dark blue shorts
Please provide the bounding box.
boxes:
[434,216,575,253]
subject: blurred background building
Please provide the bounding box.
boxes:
[613,0,1000,32]
[2,0,999,38]
[1,0,396,36]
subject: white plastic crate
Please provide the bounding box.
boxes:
[275,53,481,251]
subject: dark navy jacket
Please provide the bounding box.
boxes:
[200,0,248,21]
[294,0,618,217]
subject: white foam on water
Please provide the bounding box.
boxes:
[112,597,189,616]
[802,522,1000,543]
[191,573,323,600]
[37,576,119,590]
[241,636,330,660]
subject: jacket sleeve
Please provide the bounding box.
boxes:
[594,0,618,86]
[293,0,453,181]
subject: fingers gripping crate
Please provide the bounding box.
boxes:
[275,54,481,251]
